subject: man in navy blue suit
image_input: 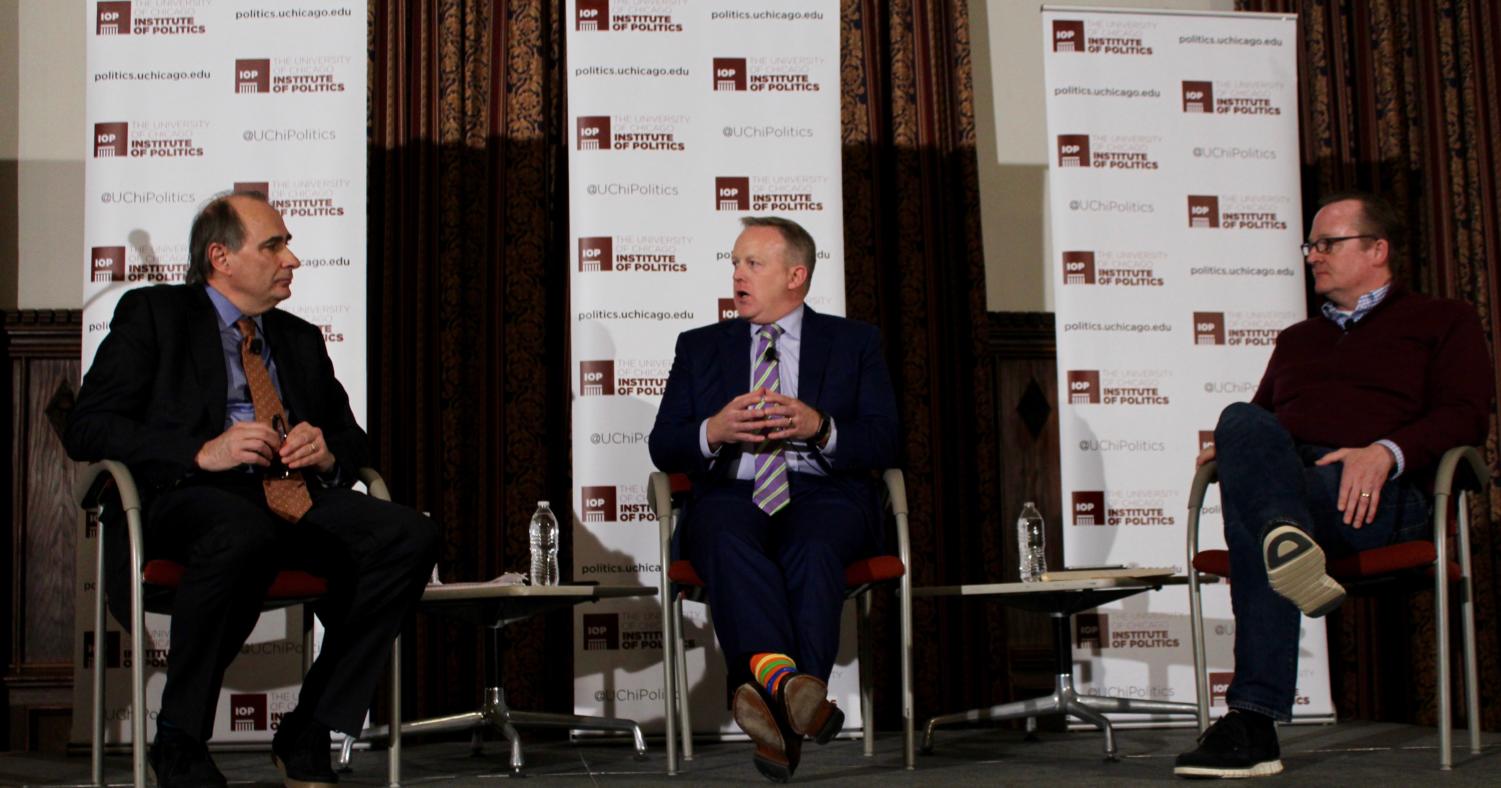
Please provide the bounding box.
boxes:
[649,216,899,782]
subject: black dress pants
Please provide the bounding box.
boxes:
[145,473,440,740]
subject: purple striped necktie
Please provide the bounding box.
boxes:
[751,324,790,514]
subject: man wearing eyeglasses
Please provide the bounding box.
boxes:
[66,191,440,788]
[1174,191,1493,779]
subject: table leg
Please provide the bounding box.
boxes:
[923,610,1195,758]
[1073,694,1200,717]
[921,691,1066,753]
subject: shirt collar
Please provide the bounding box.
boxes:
[1320,282,1391,328]
[749,303,804,343]
[203,284,265,335]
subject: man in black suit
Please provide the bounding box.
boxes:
[66,191,439,788]
[649,216,900,782]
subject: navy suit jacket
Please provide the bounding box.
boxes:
[648,305,900,505]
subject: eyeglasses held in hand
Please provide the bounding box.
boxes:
[268,414,293,479]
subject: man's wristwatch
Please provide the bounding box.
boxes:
[811,410,832,446]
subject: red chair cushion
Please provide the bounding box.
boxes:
[668,559,704,587]
[1192,550,1230,578]
[668,556,906,589]
[1192,542,1461,583]
[844,555,906,586]
[142,559,329,599]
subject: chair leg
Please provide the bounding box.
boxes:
[388,634,401,788]
[1189,568,1210,732]
[92,543,108,786]
[675,596,694,762]
[1458,492,1481,756]
[857,591,875,757]
[900,571,915,769]
[660,584,678,775]
[1435,499,1452,771]
[130,540,148,787]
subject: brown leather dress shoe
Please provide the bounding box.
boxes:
[733,682,802,783]
[780,673,844,744]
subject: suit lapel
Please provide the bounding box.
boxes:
[719,318,751,402]
[187,287,228,431]
[798,305,830,408]
[713,319,750,474]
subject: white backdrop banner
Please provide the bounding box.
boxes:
[74,0,367,746]
[566,0,849,735]
[1042,7,1334,722]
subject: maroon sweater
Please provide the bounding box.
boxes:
[1251,286,1493,480]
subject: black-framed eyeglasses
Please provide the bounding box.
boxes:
[1300,235,1379,257]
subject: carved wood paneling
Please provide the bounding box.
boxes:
[985,312,1062,703]
[3,310,84,751]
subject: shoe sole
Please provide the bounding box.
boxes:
[782,674,844,745]
[733,684,791,783]
[1174,758,1284,778]
[272,753,339,788]
[1263,525,1345,617]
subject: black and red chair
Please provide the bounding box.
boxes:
[1185,445,1488,770]
[647,469,915,774]
[76,460,393,788]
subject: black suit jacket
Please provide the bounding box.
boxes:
[648,305,900,502]
[66,285,369,623]
[65,284,368,496]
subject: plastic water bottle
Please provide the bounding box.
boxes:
[1017,502,1047,582]
[529,501,559,586]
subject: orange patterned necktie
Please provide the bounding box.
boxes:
[236,318,313,522]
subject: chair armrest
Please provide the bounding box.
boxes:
[1432,446,1488,498]
[76,460,142,515]
[649,471,674,565]
[357,467,392,502]
[882,468,908,517]
[648,471,673,519]
[883,469,912,577]
[1185,460,1218,555]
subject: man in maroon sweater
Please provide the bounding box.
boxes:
[1175,192,1493,779]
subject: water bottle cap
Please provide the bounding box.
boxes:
[1023,501,1036,508]
[538,501,550,507]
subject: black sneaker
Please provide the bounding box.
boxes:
[271,707,339,788]
[148,726,227,788]
[1175,710,1283,778]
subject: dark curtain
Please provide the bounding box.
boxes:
[367,0,999,725]
[1242,0,1501,729]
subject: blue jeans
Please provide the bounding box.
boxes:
[1213,402,1431,721]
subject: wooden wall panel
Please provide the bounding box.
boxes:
[3,310,83,752]
[985,312,1063,704]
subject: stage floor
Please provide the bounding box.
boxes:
[5,720,1497,785]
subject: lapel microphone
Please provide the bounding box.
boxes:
[765,343,777,363]
[249,338,263,354]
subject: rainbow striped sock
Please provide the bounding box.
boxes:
[751,652,798,697]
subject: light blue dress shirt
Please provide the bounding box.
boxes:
[204,285,286,430]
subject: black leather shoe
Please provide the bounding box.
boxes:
[271,707,339,788]
[779,673,844,745]
[733,683,802,783]
[148,726,227,788]
[1174,710,1283,778]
